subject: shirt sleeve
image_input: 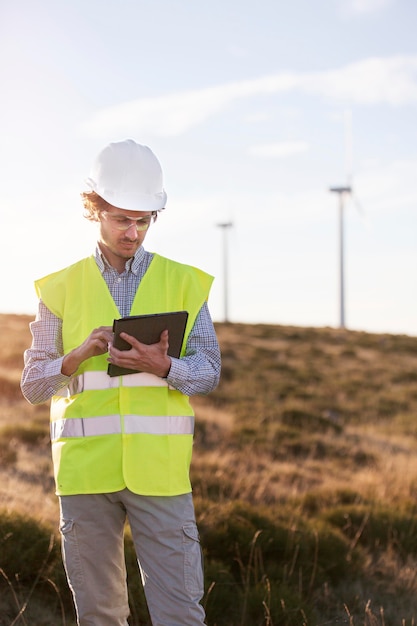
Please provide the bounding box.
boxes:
[167,301,221,396]
[20,301,71,404]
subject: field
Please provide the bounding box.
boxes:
[1,313,417,625]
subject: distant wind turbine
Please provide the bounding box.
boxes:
[329,109,365,329]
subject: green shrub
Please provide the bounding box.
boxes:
[300,488,367,515]
[191,467,236,501]
[0,509,76,625]
[0,422,49,446]
[0,510,59,582]
[322,504,417,555]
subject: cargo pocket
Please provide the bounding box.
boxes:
[60,518,84,590]
[183,523,204,597]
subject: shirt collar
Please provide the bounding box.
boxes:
[95,245,146,276]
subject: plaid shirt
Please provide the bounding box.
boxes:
[21,246,221,404]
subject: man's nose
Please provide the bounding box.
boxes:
[125,222,138,237]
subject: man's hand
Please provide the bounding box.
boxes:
[62,326,114,376]
[108,329,171,378]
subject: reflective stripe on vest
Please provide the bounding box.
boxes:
[51,414,195,440]
[55,370,171,397]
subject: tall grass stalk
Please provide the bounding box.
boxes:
[0,568,29,626]
[239,529,263,625]
[45,577,67,626]
[262,577,273,626]
[344,604,355,626]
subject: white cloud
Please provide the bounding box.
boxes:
[82,55,417,138]
[248,141,310,158]
[342,0,393,16]
[82,73,298,138]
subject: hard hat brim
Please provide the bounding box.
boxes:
[85,178,167,212]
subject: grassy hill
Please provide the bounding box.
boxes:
[1,313,417,625]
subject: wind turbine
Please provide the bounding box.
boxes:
[329,110,363,329]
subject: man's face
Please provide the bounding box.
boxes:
[97,206,154,268]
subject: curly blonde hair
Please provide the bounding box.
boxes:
[81,191,112,222]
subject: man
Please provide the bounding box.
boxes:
[21,139,221,626]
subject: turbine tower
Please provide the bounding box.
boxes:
[329,185,351,329]
[216,222,233,323]
[329,109,363,330]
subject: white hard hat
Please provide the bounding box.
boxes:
[85,139,167,212]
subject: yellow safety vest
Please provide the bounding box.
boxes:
[35,253,213,496]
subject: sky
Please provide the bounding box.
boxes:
[1,0,416,336]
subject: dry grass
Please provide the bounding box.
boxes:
[192,322,417,515]
[2,314,417,624]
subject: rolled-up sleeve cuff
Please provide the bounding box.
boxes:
[166,357,189,388]
[48,356,72,383]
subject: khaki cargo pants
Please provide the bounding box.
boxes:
[59,490,206,626]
